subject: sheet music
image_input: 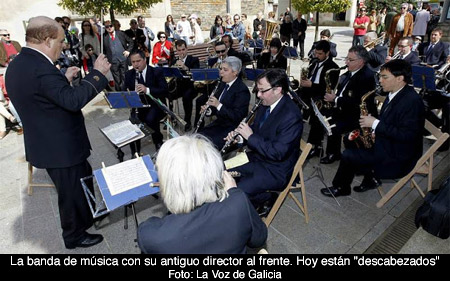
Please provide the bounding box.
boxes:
[101,120,144,147]
[102,157,153,196]
[224,152,249,170]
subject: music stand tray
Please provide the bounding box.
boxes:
[245,69,264,81]
[104,91,149,109]
[190,68,220,81]
[283,47,299,58]
[81,155,159,219]
[412,65,436,91]
[162,67,187,79]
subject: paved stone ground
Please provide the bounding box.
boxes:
[0,26,448,254]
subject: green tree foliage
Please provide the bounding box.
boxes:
[58,0,163,21]
[292,0,352,40]
[363,0,405,12]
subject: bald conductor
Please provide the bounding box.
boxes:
[6,16,111,249]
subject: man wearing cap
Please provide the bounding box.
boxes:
[177,14,192,45]
[0,29,21,67]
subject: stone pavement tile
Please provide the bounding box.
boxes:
[399,228,450,254]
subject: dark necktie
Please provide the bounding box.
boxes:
[138,71,145,84]
[426,43,434,56]
[310,63,319,82]
[380,95,390,116]
[219,84,229,102]
[259,107,271,129]
[337,72,351,96]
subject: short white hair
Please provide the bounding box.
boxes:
[156,134,228,214]
[223,56,242,73]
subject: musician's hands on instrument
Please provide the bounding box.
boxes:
[359,114,376,128]
[222,171,237,191]
[135,83,147,93]
[123,50,130,57]
[324,91,336,103]
[235,122,253,140]
[300,78,312,88]
[93,53,111,76]
[65,66,80,82]
[207,96,220,108]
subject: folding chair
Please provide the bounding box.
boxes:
[27,162,54,195]
[376,120,449,208]
[264,140,312,227]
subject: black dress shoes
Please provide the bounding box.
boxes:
[65,233,104,249]
[256,193,279,218]
[320,186,351,197]
[353,178,382,192]
[307,146,323,159]
[320,154,341,164]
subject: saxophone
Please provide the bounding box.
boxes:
[349,86,382,149]
[319,66,347,109]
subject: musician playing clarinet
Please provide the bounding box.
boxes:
[198,56,250,149]
[123,49,168,153]
[224,68,303,217]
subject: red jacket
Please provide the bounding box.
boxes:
[151,40,172,65]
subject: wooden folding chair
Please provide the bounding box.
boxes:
[376,120,449,208]
[264,140,312,227]
[27,162,54,195]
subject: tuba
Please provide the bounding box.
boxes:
[263,19,281,49]
[348,85,382,149]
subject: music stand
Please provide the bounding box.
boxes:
[284,47,299,76]
[104,91,150,109]
[81,155,159,230]
[162,67,188,79]
[305,99,340,206]
[244,69,264,81]
[191,68,220,82]
[412,65,436,91]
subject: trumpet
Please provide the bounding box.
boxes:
[193,79,221,133]
[391,51,402,60]
[220,99,263,155]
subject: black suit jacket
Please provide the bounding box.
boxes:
[124,28,145,46]
[308,41,337,59]
[306,56,339,99]
[102,31,134,63]
[137,188,267,254]
[233,94,303,192]
[257,52,287,70]
[367,45,388,72]
[335,65,377,130]
[417,41,450,67]
[169,54,199,70]
[374,85,425,178]
[403,51,421,65]
[6,47,108,168]
[292,18,307,40]
[123,66,168,107]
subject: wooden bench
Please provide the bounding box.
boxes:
[376,120,450,208]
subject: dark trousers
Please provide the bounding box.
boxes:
[129,106,165,154]
[332,148,381,193]
[293,38,305,58]
[423,92,450,150]
[110,60,128,91]
[46,160,94,246]
[181,86,197,125]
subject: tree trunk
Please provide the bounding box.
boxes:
[109,5,115,22]
[315,11,320,42]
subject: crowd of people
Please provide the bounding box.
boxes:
[2,2,450,254]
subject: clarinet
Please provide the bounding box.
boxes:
[193,79,221,133]
[220,99,263,155]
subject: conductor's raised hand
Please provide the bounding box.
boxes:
[94,53,111,76]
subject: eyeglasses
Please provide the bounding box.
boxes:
[0,34,10,37]
[216,49,227,53]
[234,18,239,20]
[64,22,70,26]
[401,7,407,9]
[87,49,93,52]
[397,45,409,48]
[344,57,360,62]
[82,24,91,27]
[257,87,273,94]
[160,36,166,39]
[360,10,366,12]
[105,25,113,28]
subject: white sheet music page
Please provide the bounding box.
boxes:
[102,157,153,196]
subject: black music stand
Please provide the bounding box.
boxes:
[412,65,436,92]
[249,39,264,58]
[104,91,150,109]
[305,99,340,206]
[162,67,187,79]
[191,68,220,81]
[283,47,298,59]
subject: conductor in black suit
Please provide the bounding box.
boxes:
[321,46,377,164]
[123,50,168,152]
[6,16,111,249]
[322,60,425,197]
[170,39,200,131]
